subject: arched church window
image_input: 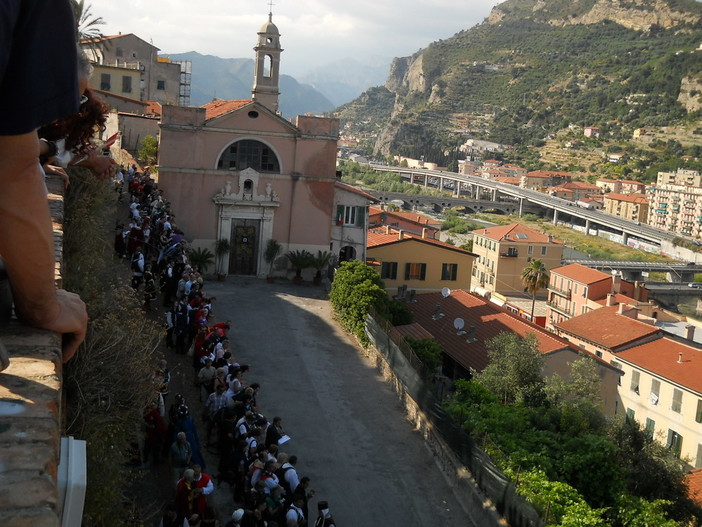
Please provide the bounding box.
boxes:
[217,139,281,173]
[263,54,272,77]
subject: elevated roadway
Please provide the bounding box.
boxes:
[369,164,679,249]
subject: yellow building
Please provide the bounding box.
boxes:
[603,193,649,223]
[367,227,476,295]
[471,223,563,298]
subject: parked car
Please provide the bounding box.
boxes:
[688,282,702,289]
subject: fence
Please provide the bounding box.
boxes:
[365,308,544,527]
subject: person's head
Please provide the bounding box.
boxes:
[182,468,195,482]
[192,464,202,478]
[317,501,330,516]
[273,416,282,426]
[204,357,212,367]
[177,431,187,444]
[270,484,283,497]
[288,455,298,466]
[292,493,305,507]
[264,460,276,472]
[231,509,245,523]
[216,383,226,394]
[299,476,310,488]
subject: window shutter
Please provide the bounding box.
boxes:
[356,206,366,227]
[420,264,427,281]
[404,263,410,280]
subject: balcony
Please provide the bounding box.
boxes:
[500,250,519,258]
[548,286,571,299]
[548,301,571,317]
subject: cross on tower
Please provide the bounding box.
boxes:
[268,0,275,19]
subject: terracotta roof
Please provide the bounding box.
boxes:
[620,180,644,186]
[552,181,599,191]
[391,323,435,342]
[616,337,702,394]
[597,178,619,183]
[685,469,702,506]
[551,263,611,285]
[367,228,473,255]
[493,177,521,185]
[556,305,660,350]
[405,290,578,372]
[201,99,252,120]
[93,88,147,105]
[369,207,441,227]
[523,170,572,179]
[471,223,562,244]
[145,101,162,116]
[334,182,377,202]
[604,193,648,204]
[594,293,638,306]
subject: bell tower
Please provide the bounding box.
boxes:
[252,11,283,113]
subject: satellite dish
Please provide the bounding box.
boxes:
[454,318,464,330]
[441,287,451,298]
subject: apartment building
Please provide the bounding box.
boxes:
[647,172,702,238]
[520,171,573,191]
[81,33,188,107]
[368,206,441,239]
[471,223,563,298]
[547,263,649,331]
[367,228,476,295]
[549,181,600,201]
[603,193,649,223]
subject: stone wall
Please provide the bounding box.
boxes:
[0,175,66,527]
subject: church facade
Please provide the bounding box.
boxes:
[157,15,351,278]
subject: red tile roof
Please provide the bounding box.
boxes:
[201,99,252,120]
[552,181,599,191]
[368,207,441,227]
[367,228,473,255]
[145,101,162,116]
[93,88,146,105]
[524,170,572,179]
[403,290,579,372]
[685,469,702,506]
[616,337,702,394]
[391,323,435,342]
[594,292,638,306]
[471,223,562,244]
[493,177,521,186]
[555,305,660,350]
[552,263,611,285]
[604,193,648,204]
[334,182,377,202]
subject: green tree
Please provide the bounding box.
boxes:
[329,261,389,343]
[72,0,105,41]
[138,135,159,166]
[474,332,545,406]
[405,337,443,371]
[521,258,549,320]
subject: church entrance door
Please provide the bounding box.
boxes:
[230,220,260,275]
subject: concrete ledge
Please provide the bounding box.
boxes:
[0,175,65,527]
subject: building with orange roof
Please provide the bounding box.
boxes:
[367,227,476,295]
[470,224,563,305]
[549,181,600,201]
[368,206,441,239]
[603,193,649,223]
[80,33,186,107]
[685,469,702,504]
[619,179,646,194]
[158,15,350,279]
[546,263,649,330]
[393,290,620,412]
[520,171,572,191]
[614,336,702,467]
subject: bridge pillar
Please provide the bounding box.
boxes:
[439,177,444,190]
[585,219,591,234]
[553,209,558,225]
[492,189,497,201]
[424,175,428,188]
[474,186,479,199]
[518,198,523,217]
[623,232,629,245]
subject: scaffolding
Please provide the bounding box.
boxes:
[173,60,192,107]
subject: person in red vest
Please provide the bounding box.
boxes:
[191,464,215,515]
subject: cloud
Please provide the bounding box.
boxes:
[87,0,501,75]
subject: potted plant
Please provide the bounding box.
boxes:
[188,247,215,274]
[286,249,313,285]
[214,238,231,281]
[264,239,282,283]
[312,250,331,286]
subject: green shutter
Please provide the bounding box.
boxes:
[356,206,365,227]
[405,263,410,280]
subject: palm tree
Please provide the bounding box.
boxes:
[72,0,105,51]
[521,259,549,321]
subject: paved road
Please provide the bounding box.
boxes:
[204,276,476,526]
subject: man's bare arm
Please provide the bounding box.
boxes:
[0,132,87,361]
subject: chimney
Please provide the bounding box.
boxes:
[422,228,428,239]
[618,303,625,315]
[606,293,615,307]
[417,216,421,222]
[686,325,696,341]
[380,202,386,211]
[467,325,477,342]
[678,352,684,364]
[385,225,390,235]
[633,280,642,301]
[547,234,553,243]
[612,272,622,294]
[398,230,403,240]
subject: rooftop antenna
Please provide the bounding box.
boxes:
[432,303,444,320]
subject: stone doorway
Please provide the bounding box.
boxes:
[230,220,260,275]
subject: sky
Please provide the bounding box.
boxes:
[85,0,503,76]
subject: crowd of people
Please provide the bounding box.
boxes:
[117,176,336,527]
